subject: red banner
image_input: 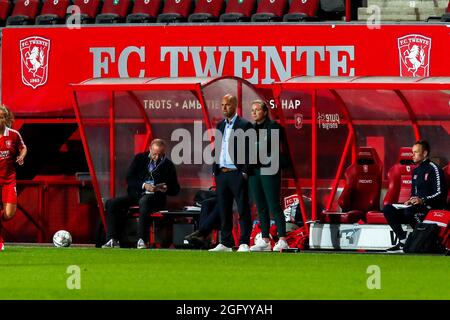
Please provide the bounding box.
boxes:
[1,24,449,114]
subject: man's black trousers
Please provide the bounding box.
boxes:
[383,204,429,240]
[105,194,165,242]
[215,170,251,247]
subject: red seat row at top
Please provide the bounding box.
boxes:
[0,0,322,26]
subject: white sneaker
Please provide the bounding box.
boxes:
[101,239,120,248]
[208,244,232,252]
[137,238,147,249]
[273,239,289,252]
[250,238,272,252]
[237,244,250,252]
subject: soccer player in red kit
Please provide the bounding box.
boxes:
[0,105,27,251]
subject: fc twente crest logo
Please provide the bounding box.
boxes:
[397,34,431,77]
[20,36,51,89]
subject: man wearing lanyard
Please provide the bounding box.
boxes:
[102,139,180,249]
[209,94,253,252]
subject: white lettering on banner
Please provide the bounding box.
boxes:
[141,99,221,110]
[143,98,297,111]
[143,100,172,109]
[189,46,229,78]
[262,46,295,84]
[160,47,188,77]
[90,46,145,78]
[118,46,146,78]
[90,45,355,83]
[228,46,259,83]
[297,46,325,76]
[90,47,115,77]
[182,100,202,109]
[162,46,355,83]
[269,99,301,109]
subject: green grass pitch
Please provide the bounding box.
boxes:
[0,246,449,300]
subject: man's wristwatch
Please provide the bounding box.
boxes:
[420,197,426,205]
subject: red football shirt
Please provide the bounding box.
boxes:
[0,127,26,184]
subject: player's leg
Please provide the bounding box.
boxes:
[103,195,133,248]
[0,185,17,250]
[384,204,408,252]
[2,184,17,220]
[2,203,17,220]
[137,194,165,248]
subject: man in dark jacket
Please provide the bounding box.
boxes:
[209,94,253,252]
[384,140,447,252]
[102,139,180,249]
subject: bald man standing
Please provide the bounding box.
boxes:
[209,94,253,252]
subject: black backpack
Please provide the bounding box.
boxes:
[403,223,445,254]
[193,187,216,207]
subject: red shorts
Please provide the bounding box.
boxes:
[0,183,17,204]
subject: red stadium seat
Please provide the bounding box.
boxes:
[6,0,41,25]
[320,147,383,224]
[156,0,194,23]
[188,0,225,22]
[0,0,13,26]
[219,0,257,22]
[95,0,132,23]
[36,0,70,25]
[438,164,450,205]
[69,0,102,23]
[283,0,319,22]
[366,147,417,224]
[251,0,288,22]
[126,0,163,23]
[423,165,450,248]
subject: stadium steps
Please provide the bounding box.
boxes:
[357,0,448,21]
[367,0,448,7]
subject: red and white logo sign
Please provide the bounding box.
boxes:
[20,36,51,89]
[397,34,431,77]
[284,194,299,210]
[5,140,12,148]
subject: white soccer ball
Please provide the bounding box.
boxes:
[53,230,72,247]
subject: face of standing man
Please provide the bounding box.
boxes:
[221,95,237,121]
[251,102,268,124]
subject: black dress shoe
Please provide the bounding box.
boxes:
[185,230,200,241]
[386,242,405,253]
[189,235,210,249]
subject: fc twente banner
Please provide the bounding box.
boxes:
[1,24,449,114]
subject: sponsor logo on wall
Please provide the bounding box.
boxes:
[318,113,340,130]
